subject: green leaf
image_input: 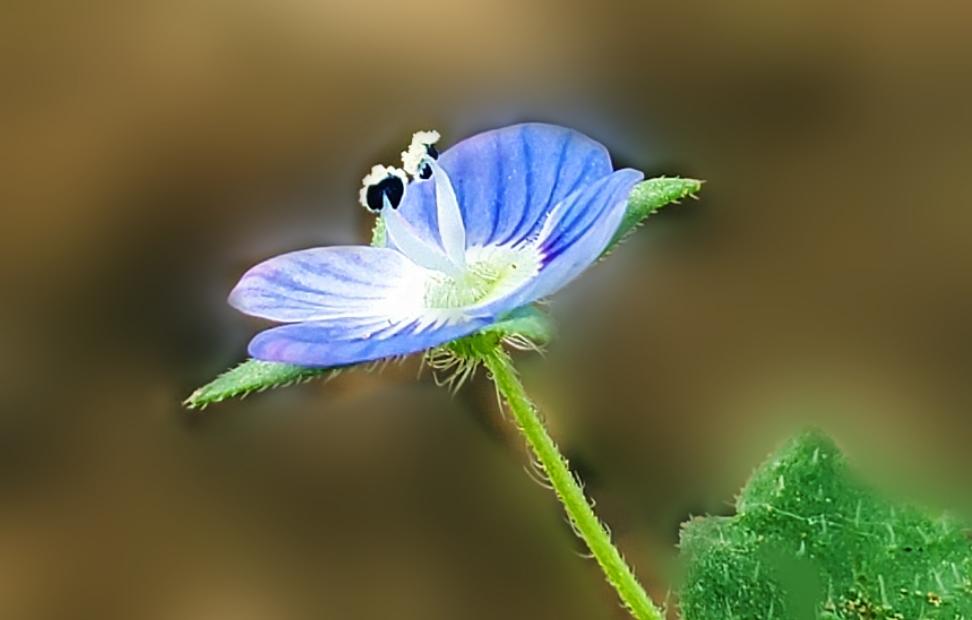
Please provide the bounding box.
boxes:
[604,176,702,255]
[679,431,972,619]
[184,359,332,409]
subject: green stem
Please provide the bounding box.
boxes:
[482,348,664,620]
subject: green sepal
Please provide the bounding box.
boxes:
[604,176,702,256]
[679,430,972,619]
[484,305,555,346]
[184,359,332,409]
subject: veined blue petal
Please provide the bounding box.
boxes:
[478,168,644,313]
[228,245,431,323]
[537,168,645,266]
[449,124,615,248]
[248,314,492,367]
[392,123,614,251]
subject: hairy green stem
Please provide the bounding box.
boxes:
[483,349,663,620]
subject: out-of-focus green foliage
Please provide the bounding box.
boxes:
[679,431,972,619]
[370,214,386,247]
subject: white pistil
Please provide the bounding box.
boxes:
[426,159,467,270]
[382,196,463,277]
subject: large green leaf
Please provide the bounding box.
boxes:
[679,431,972,619]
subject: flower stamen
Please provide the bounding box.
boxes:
[359,165,408,212]
[401,130,441,180]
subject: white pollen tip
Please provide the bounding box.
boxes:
[401,129,442,178]
[359,164,408,210]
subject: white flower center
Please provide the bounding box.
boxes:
[424,244,541,310]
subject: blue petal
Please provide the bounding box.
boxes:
[248,315,492,367]
[480,168,644,313]
[392,123,614,251]
[228,246,428,322]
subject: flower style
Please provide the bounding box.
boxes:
[228,123,644,367]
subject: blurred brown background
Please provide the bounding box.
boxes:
[3,1,971,618]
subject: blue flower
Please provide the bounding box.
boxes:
[228,123,643,367]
